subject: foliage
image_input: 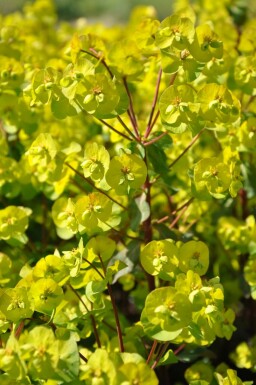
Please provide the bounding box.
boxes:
[0,0,256,384]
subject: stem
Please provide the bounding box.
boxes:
[123,76,140,139]
[151,342,169,370]
[145,72,178,135]
[174,343,186,356]
[238,188,249,220]
[82,258,105,279]
[107,282,125,353]
[146,340,158,364]
[244,95,256,111]
[150,110,160,131]
[41,194,48,251]
[143,132,167,146]
[116,116,139,142]
[168,128,206,170]
[68,284,101,348]
[14,320,25,339]
[144,68,163,139]
[79,352,88,363]
[65,162,127,211]
[156,198,194,224]
[169,204,190,229]
[80,48,114,78]
[172,197,194,215]
[143,152,155,291]
[127,108,138,133]
[74,96,134,142]
[98,255,125,353]
[99,118,133,141]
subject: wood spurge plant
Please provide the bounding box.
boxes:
[0,0,256,384]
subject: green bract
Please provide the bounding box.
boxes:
[190,24,223,63]
[156,15,195,51]
[140,239,179,280]
[193,158,231,199]
[198,84,240,124]
[105,152,147,195]
[178,241,209,276]
[76,74,123,118]
[0,206,32,244]
[81,142,110,182]
[159,85,199,132]
[32,255,69,285]
[141,287,192,341]
[30,278,63,315]
[84,235,116,263]
[0,287,33,323]
[52,197,78,236]
[74,192,113,231]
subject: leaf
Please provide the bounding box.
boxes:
[147,143,174,185]
[157,349,178,366]
[86,279,108,303]
[130,193,150,231]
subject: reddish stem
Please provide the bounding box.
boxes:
[143,132,168,146]
[98,255,125,353]
[168,128,206,170]
[143,153,155,291]
[174,343,186,355]
[99,118,133,141]
[144,68,163,139]
[123,76,140,139]
[68,284,101,348]
[146,340,158,364]
[65,162,127,211]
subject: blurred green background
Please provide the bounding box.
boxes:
[0,0,173,21]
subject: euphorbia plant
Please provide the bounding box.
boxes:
[0,0,256,384]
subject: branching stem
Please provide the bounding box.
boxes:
[145,68,163,139]
[98,255,125,353]
[68,284,101,348]
[168,128,206,170]
[80,48,114,78]
[99,118,133,141]
[151,342,169,370]
[143,132,168,146]
[123,76,140,139]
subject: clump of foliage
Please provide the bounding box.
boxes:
[0,0,256,384]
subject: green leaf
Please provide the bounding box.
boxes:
[147,142,173,184]
[157,349,178,366]
[130,192,150,231]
